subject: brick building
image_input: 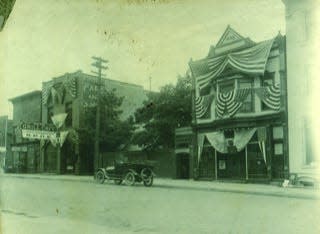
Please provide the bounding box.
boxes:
[40,70,148,175]
[188,26,288,182]
[8,91,42,173]
[0,115,13,171]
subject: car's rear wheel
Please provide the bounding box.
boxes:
[96,171,105,184]
[143,176,153,187]
[124,171,135,186]
[114,179,122,185]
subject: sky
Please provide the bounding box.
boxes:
[0,0,285,117]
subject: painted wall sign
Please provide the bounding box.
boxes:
[21,129,56,140]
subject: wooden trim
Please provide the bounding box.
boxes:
[245,146,249,180]
[194,112,285,132]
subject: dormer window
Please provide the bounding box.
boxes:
[238,78,254,113]
[219,80,235,94]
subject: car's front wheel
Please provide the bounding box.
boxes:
[143,176,153,187]
[124,171,135,186]
[96,171,105,184]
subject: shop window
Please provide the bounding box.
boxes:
[238,79,253,113]
[261,72,275,111]
[65,102,73,127]
[274,143,283,155]
[272,126,283,140]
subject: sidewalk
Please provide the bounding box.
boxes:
[1,173,319,200]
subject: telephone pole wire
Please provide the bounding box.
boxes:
[91,56,108,172]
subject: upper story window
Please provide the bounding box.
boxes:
[261,72,275,111]
[238,79,254,113]
[219,80,234,94]
[65,102,72,127]
[47,106,54,124]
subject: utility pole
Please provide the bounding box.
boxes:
[91,56,108,172]
[149,76,152,92]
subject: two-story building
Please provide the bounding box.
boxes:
[188,26,288,182]
[8,91,42,173]
[0,115,13,172]
[40,70,148,175]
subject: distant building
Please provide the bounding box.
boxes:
[8,91,42,173]
[0,115,13,172]
[188,26,288,182]
[282,0,320,183]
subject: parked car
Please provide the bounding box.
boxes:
[95,161,155,187]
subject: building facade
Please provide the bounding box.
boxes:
[40,70,148,175]
[282,0,320,183]
[189,26,288,182]
[8,91,42,173]
[0,115,13,171]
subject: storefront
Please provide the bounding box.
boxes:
[189,26,288,182]
[197,125,286,181]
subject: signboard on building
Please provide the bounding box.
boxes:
[12,146,28,152]
[21,129,56,140]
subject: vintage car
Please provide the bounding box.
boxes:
[95,161,155,187]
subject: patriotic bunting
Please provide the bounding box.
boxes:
[42,84,52,105]
[216,88,251,118]
[255,83,281,111]
[190,39,274,92]
[195,94,214,119]
[63,76,77,98]
[42,76,78,105]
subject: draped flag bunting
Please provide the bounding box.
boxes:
[42,77,77,105]
[205,131,228,153]
[195,94,214,119]
[63,76,77,98]
[190,39,275,92]
[197,134,206,164]
[216,88,251,118]
[42,85,52,105]
[257,127,267,163]
[233,128,257,151]
[202,128,256,154]
[255,83,281,111]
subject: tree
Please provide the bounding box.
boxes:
[82,88,134,152]
[133,72,192,150]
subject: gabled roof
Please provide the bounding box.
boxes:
[207,26,256,57]
[216,25,246,47]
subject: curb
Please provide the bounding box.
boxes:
[2,174,319,200]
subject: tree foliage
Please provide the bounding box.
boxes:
[82,89,134,152]
[133,72,192,150]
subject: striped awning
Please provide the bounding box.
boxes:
[189,39,275,92]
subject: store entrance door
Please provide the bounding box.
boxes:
[176,153,190,179]
[217,150,245,179]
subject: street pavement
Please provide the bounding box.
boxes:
[1,174,320,234]
[2,173,320,200]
